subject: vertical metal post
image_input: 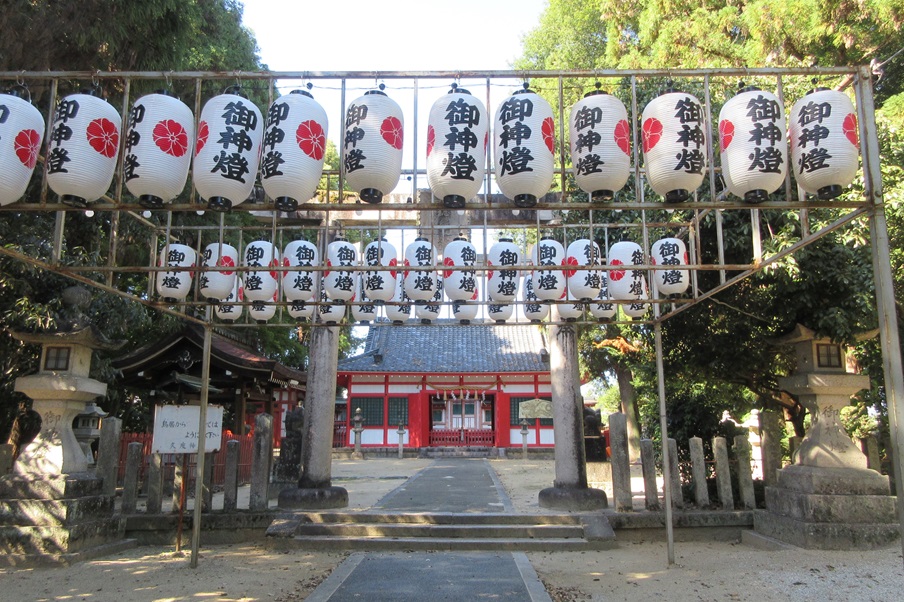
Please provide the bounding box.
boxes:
[338,79,347,201]
[190,305,213,569]
[654,320,675,564]
[412,77,419,201]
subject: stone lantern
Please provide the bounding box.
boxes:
[753,324,898,549]
[72,402,107,466]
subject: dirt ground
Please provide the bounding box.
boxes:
[2,458,902,601]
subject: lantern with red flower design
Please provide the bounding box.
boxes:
[124,92,194,209]
[718,85,787,203]
[403,237,438,303]
[318,282,346,324]
[565,238,602,302]
[243,241,280,304]
[351,278,377,324]
[426,84,488,208]
[521,276,549,323]
[46,90,121,208]
[282,239,318,303]
[608,241,649,319]
[641,88,708,202]
[0,86,45,206]
[215,278,243,322]
[651,237,690,296]
[261,88,329,212]
[156,243,196,302]
[363,238,398,303]
[789,88,859,200]
[193,87,263,211]
[588,275,617,322]
[487,237,522,303]
[199,242,238,302]
[343,86,404,204]
[324,236,358,302]
[443,236,478,303]
[384,273,412,324]
[530,237,566,301]
[569,88,631,200]
[415,275,444,323]
[494,84,555,208]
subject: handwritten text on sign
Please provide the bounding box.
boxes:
[151,405,224,454]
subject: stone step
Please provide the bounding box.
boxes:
[0,496,114,527]
[286,512,583,526]
[0,518,125,555]
[270,535,612,552]
[292,522,584,539]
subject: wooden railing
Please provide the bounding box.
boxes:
[429,428,495,447]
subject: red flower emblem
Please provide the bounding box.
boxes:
[237,286,244,302]
[297,120,326,160]
[541,117,555,154]
[268,258,280,281]
[325,259,332,278]
[609,259,626,281]
[195,121,209,156]
[471,287,479,301]
[564,256,579,279]
[403,258,411,278]
[218,254,235,276]
[642,118,663,153]
[613,119,630,156]
[426,125,435,156]
[86,118,119,158]
[719,119,734,151]
[842,113,859,146]
[381,116,404,149]
[487,260,494,281]
[153,119,189,157]
[14,129,41,169]
[442,256,455,279]
[388,257,398,279]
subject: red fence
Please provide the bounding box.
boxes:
[117,433,254,487]
[333,423,347,448]
[428,429,495,447]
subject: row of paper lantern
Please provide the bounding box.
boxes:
[155,235,689,323]
[0,82,859,210]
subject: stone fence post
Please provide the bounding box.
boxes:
[250,413,273,511]
[609,412,633,512]
[96,416,122,497]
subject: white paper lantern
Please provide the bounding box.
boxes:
[363,238,398,303]
[521,276,549,322]
[199,242,238,302]
[608,241,649,307]
[384,273,411,324]
[494,85,555,207]
[324,237,358,302]
[531,237,566,301]
[288,300,314,322]
[452,299,479,324]
[46,92,121,207]
[569,89,631,200]
[443,236,478,302]
[588,275,617,322]
[0,87,45,206]
[717,86,787,203]
[641,89,707,202]
[487,237,521,302]
[487,303,514,323]
[350,278,377,324]
[556,300,584,322]
[415,275,443,323]
[789,88,860,200]
[565,238,602,302]
[215,278,243,322]
[426,85,488,208]
[651,237,690,296]
[343,88,404,204]
[124,92,194,208]
[282,239,318,302]
[318,282,345,324]
[193,88,263,211]
[242,240,280,303]
[404,237,438,303]
[249,292,277,323]
[261,89,329,212]
[156,243,196,302]
[623,301,649,319]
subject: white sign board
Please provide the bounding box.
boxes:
[151,405,224,454]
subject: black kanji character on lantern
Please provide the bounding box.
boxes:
[631,250,644,265]
[575,154,605,176]
[798,125,830,148]
[263,127,285,151]
[459,275,476,292]
[460,247,476,265]
[537,272,559,291]
[498,250,517,266]
[124,154,141,181]
[796,101,832,126]
[676,124,705,148]
[346,103,368,127]
[345,127,365,148]
[539,245,557,264]
[573,105,603,131]
[211,150,250,182]
[295,247,315,263]
[414,246,432,264]
[498,122,532,148]
[49,123,73,147]
[345,148,366,172]
[749,122,783,146]
[657,241,680,259]
[245,274,263,291]
[47,147,70,173]
[662,270,684,285]
[582,244,598,263]
[129,104,146,128]
[745,95,781,122]
[444,126,478,152]
[261,150,285,178]
[496,280,518,297]
[414,274,433,291]
[674,97,702,124]
[576,130,602,153]
[748,146,784,173]
[661,256,681,266]
[56,98,80,124]
[222,101,258,131]
[219,305,234,314]
[366,274,386,291]
[245,246,265,265]
[160,275,181,289]
[445,98,480,127]
[217,126,254,152]
[498,98,534,125]
[167,249,187,264]
[198,274,209,289]
[499,147,535,175]
[674,148,705,174]
[499,269,517,280]
[628,280,644,296]
[366,245,383,264]
[441,152,478,180]
[798,147,832,173]
[336,247,355,264]
[125,129,141,152]
[293,274,313,291]
[0,105,8,124]
[335,273,354,291]
[267,102,290,127]
[584,272,601,288]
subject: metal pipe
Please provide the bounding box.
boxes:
[190,305,213,569]
[655,320,676,564]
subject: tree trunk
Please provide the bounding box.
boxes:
[615,364,641,462]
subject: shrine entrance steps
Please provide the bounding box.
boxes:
[419,446,497,458]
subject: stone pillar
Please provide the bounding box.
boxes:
[201,451,214,511]
[249,413,273,511]
[609,413,633,512]
[121,441,143,513]
[734,435,756,510]
[639,438,660,510]
[539,317,606,510]
[667,438,684,509]
[223,440,240,512]
[146,453,164,514]
[96,417,122,497]
[759,408,784,486]
[279,324,348,509]
[172,459,185,514]
[689,437,710,507]
[713,436,733,510]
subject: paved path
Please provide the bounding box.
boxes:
[305,458,552,602]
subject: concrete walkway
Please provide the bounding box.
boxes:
[304,458,552,602]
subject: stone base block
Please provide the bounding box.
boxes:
[776,464,890,496]
[0,473,104,500]
[754,511,899,550]
[278,486,349,510]
[0,495,114,527]
[0,517,125,555]
[538,486,607,511]
[764,486,897,524]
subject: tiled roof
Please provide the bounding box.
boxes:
[337,320,549,374]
